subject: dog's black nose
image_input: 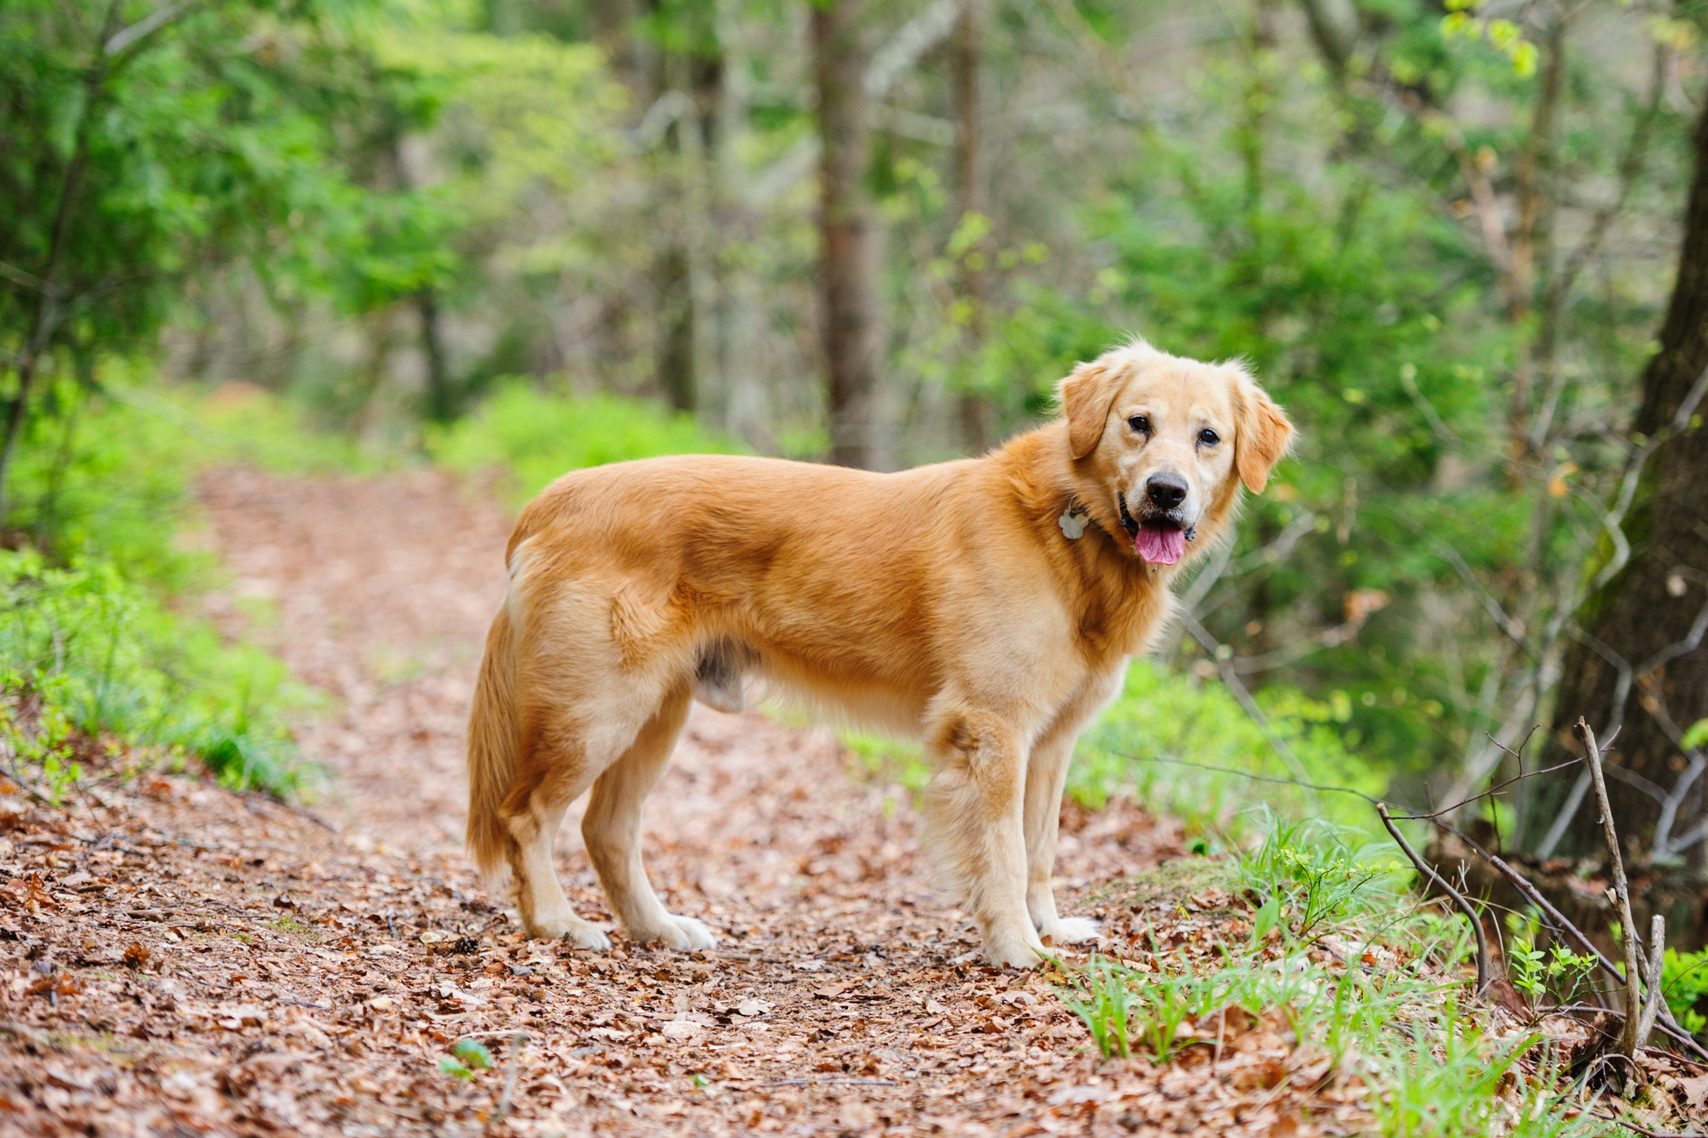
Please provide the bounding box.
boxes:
[1146,472,1188,510]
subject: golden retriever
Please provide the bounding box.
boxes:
[465,338,1292,966]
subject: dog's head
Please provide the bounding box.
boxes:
[1057,339,1293,565]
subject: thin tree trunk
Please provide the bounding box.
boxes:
[1531,92,1708,866]
[813,0,881,469]
[951,0,990,452]
[1504,13,1566,479]
[645,0,699,414]
[0,0,122,518]
[416,289,454,422]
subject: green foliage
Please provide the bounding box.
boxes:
[0,381,360,797]
[427,381,739,506]
[0,0,457,477]
[1060,822,1605,1134]
[1059,951,1233,1065]
[1661,947,1708,1039]
[1070,661,1380,837]
[1371,1017,1607,1138]
[0,551,308,795]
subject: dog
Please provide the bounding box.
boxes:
[465,338,1292,966]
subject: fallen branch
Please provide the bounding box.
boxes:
[1377,802,1491,995]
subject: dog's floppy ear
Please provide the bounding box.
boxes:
[1233,370,1294,494]
[1058,360,1119,460]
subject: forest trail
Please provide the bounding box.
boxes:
[1,466,1367,1136]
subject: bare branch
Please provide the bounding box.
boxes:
[104,1,197,60]
[1378,802,1491,994]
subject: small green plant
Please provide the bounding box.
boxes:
[438,1038,496,1080]
[1505,913,1599,1012]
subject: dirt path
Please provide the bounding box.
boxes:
[1,467,1364,1136]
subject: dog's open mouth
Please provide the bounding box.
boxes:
[1118,491,1193,566]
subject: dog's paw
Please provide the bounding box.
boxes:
[527,913,611,950]
[983,929,1049,969]
[632,914,718,952]
[1040,916,1102,946]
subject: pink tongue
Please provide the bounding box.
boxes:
[1135,525,1186,565]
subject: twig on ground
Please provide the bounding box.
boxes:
[1377,802,1491,995]
[491,1029,529,1124]
[1592,1109,1704,1138]
[1578,718,1653,1065]
[0,762,57,807]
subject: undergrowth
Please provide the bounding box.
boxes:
[426,380,738,507]
[0,376,354,797]
[1056,811,1621,1136]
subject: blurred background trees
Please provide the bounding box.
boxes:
[5,0,1708,909]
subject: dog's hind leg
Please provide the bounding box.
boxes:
[581,683,715,950]
[503,674,667,947]
[502,727,611,949]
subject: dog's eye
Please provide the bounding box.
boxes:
[1198,428,1220,447]
[1128,415,1151,436]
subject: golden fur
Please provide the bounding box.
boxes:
[466,339,1293,966]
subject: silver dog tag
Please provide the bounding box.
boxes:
[1058,508,1088,540]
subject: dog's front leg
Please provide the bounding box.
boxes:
[1023,733,1100,946]
[924,709,1046,968]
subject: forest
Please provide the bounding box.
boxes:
[3,0,1708,1134]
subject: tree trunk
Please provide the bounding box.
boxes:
[813,0,881,470]
[645,0,699,414]
[951,0,990,452]
[1529,94,1708,866]
[415,289,454,422]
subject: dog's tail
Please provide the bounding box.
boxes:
[466,606,519,888]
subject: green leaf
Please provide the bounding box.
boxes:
[450,1039,494,1071]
